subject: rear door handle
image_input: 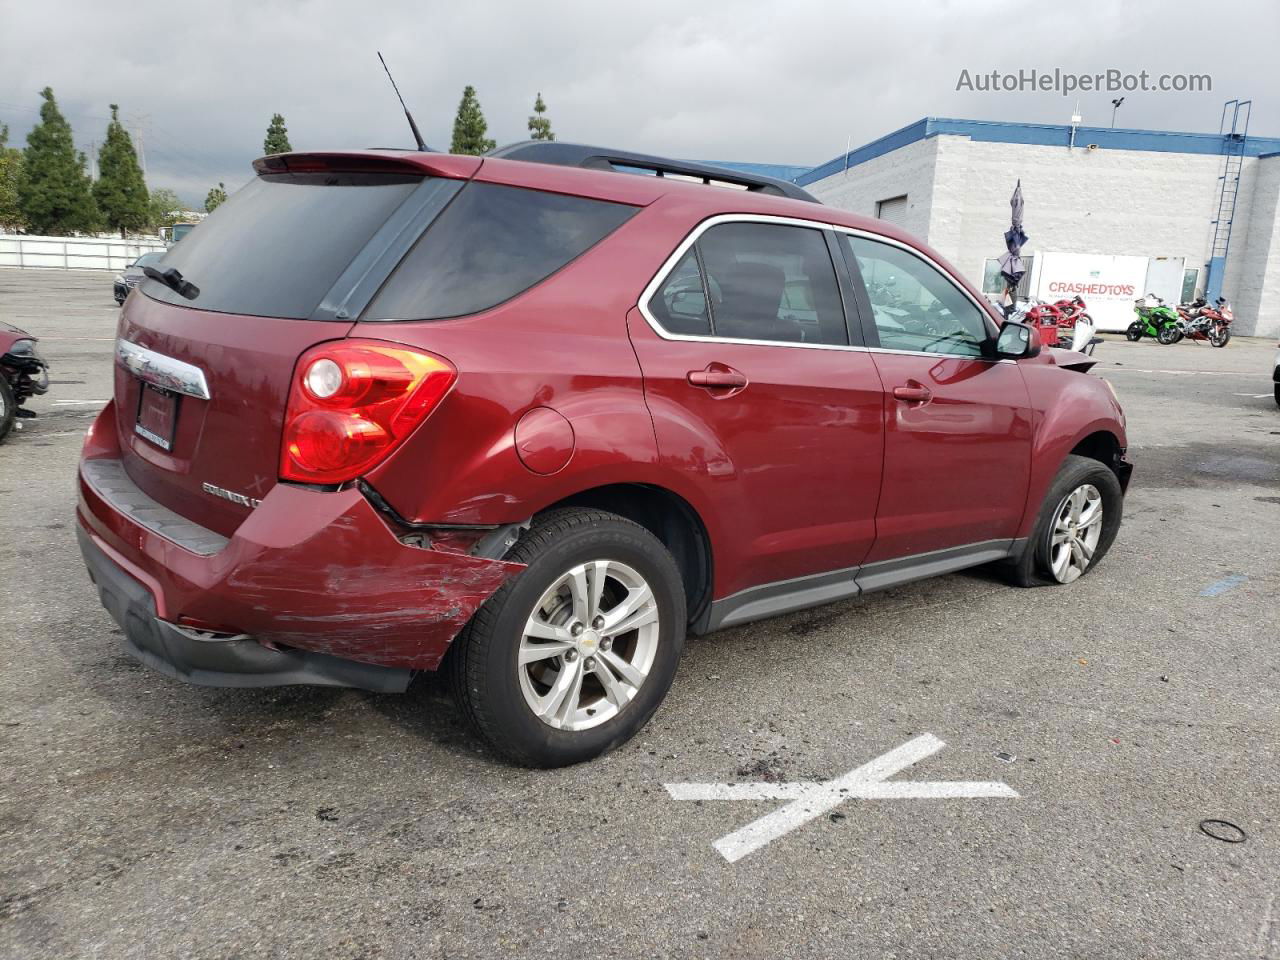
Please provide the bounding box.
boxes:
[892,383,932,403]
[687,365,748,393]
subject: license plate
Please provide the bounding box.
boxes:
[135,383,179,451]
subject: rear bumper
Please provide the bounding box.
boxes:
[76,402,524,681]
[78,526,411,691]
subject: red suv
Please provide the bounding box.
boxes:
[77,142,1131,767]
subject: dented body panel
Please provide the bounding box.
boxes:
[78,402,523,671]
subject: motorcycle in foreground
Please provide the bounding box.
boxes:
[1052,294,1091,332]
[1128,294,1183,344]
[0,321,50,442]
[1023,298,1065,346]
[1002,298,1101,356]
[1177,297,1233,347]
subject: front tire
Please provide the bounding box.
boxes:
[1157,325,1182,345]
[1209,326,1230,348]
[449,508,686,767]
[1006,454,1123,587]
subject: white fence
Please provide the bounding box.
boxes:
[0,233,167,272]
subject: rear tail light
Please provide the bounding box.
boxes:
[280,339,456,484]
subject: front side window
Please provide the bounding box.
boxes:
[366,183,638,321]
[845,235,992,357]
[646,221,847,346]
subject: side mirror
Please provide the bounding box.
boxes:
[995,320,1041,359]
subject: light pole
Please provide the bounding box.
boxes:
[1111,97,1125,128]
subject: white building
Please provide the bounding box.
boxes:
[790,117,1280,337]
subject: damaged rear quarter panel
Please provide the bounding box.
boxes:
[79,466,525,670]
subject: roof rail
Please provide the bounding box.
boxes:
[487,140,820,203]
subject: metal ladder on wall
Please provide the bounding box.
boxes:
[1205,99,1251,302]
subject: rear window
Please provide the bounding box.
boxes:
[364,182,638,321]
[142,172,420,319]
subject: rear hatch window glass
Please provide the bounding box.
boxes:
[142,172,420,319]
[364,182,638,321]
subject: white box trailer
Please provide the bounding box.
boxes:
[1027,252,1186,333]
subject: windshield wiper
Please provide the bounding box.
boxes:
[142,266,200,301]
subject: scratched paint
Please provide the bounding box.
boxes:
[665,734,1018,863]
[1200,575,1248,597]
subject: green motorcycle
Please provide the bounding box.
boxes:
[1127,295,1183,344]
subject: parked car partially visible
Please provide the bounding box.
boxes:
[1273,342,1280,408]
[113,252,166,305]
[0,320,49,442]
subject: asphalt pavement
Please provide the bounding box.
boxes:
[1,269,1277,959]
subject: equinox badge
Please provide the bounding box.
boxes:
[201,482,262,509]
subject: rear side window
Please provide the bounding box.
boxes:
[142,173,420,319]
[646,221,848,346]
[649,250,711,335]
[365,183,638,321]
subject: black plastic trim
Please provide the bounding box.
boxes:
[488,140,820,203]
[310,177,465,323]
[824,228,866,347]
[853,539,1014,593]
[703,539,1022,633]
[706,566,861,632]
[77,526,411,693]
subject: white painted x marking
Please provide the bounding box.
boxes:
[665,733,1018,862]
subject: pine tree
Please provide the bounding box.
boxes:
[205,182,227,213]
[147,188,183,231]
[94,105,150,238]
[450,86,496,155]
[17,88,99,235]
[528,92,555,141]
[0,125,26,232]
[263,114,292,155]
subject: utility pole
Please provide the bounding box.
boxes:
[127,112,150,177]
[87,140,96,180]
[1111,97,1125,128]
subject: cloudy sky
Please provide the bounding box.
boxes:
[2,0,1278,207]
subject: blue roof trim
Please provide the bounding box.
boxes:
[797,117,1280,186]
[796,119,931,186]
[709,161,814,182]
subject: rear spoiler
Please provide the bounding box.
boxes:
[253,152,481,179]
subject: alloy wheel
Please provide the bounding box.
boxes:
[1048,483,1104,583]
[518,559,660,731]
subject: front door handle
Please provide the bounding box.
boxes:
[687,364,748,395]
[892,383,932,403]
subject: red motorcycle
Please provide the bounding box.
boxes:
[1051,294,1091,334]
[1176,297,1233,348]
[0,321,50,442]
[1023,298,1065,346]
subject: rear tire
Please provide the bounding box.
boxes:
[1125,322,1143,342]
[1006,454,1123,588]
[449,508,685,768]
